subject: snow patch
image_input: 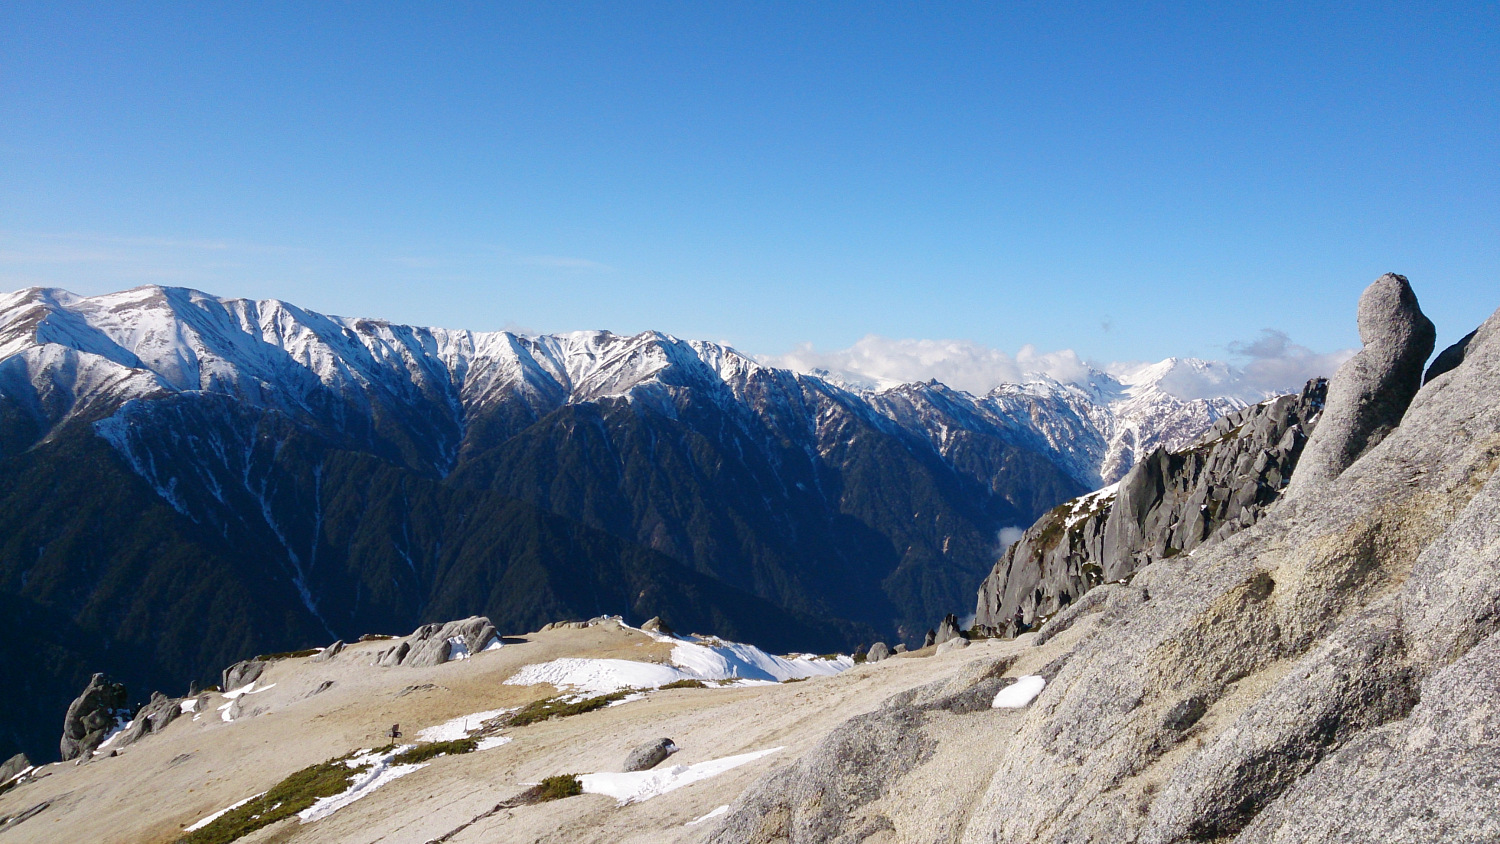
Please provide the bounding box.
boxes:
[92,716,133,753]
[992,675,1046,708]
[223,681,275,699]
[475,735,512,751]
[579,747,782,805]
[184,792,266,832]
[505,658,690,696]
[668,639,852,683]
[417,709,513,743]
[298,747,426,824]
[504,627,853,695]
[686,805,730,826]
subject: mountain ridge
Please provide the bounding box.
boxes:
[0,283,1280,764]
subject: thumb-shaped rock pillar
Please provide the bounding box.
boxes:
[1286,274,1434,498]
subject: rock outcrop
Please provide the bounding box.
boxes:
[934,614,963,645]
[112,692,182,751]
[1285,273,1435,498]
[220,659,265,693]
[59,674,130,762]
[713,279,1500,844]
[865,642,891,663]
[0,754,29,783]
[706,656,1023,844]
[640,617,673,635]
[621,738,678,772]
[373,617,500,668]
[975,378,1326,636]
[309,641,344,663]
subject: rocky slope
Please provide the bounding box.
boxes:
[710,273,1500,843]
[974,377,1327,636]
[0,285,1251,763]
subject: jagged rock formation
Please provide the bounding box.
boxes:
[372,616,500,668]
[934,614,963,645]
[621,738,678,772]
[711,278,1500,844]
[58,674,129,761]
[975,378,1327,636]
[1286,273,1435,497]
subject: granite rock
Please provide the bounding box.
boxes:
[622,738,677,772]
[59,674,130,762]
[1286,273,1435,498]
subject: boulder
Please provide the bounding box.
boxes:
[936,637,970,655]
[893,644,908,654]
[0,753,31,783]
[1287,273,1436,498]
[641,616,674,635]
[221,659,265,693]
[59,674,130,761]
[309,640,344,663]
[866,642,891,663]
[922,629,937,649]
[113,691,183,750]
[622,738,678,772]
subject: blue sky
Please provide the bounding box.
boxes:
[2,3,1496,390]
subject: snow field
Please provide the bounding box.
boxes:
[505,624,854,695]
[578,747,783,805]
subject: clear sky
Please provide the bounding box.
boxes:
[2,3,1496,390]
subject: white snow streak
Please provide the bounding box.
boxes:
[297,747,426,824]
[579,747,782,805]
[184,792,266,832]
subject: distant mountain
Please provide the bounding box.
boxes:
[0,285,1252,761]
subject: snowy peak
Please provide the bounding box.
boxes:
[1,285,1250,484]
[1109,356,1241,401]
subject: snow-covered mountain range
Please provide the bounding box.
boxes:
[0,284,1274,764]
[0,285,1247,490]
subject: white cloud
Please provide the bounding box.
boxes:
[998,526,1027,548]
[760,335,1085,394]
[762,329,1354,402]
[1226,329,1355,400]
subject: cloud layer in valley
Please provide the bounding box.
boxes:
[761,330,1354,403]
